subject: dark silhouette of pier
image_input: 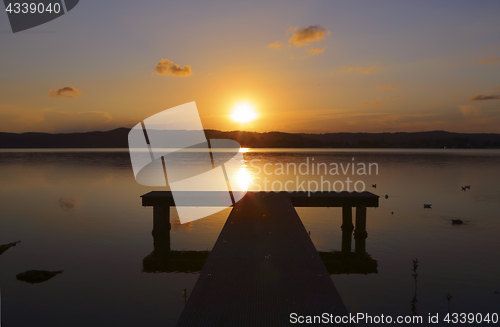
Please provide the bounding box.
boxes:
[141,191,378,326]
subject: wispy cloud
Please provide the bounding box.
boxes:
[48,86,81,99]
[477,55,500,65]
[388,95,403,99]
[155,58,192,77]
[306,47,326,56]
[341,66,380,74]
[470,94,500,101]
[286,27,298,35]
[288,25,330,47]
[360,98,384,108]
[459,105,481,118]
[378,85,397,89]
[266,41,283,49]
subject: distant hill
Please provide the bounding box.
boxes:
[1,128,500,148]
[0,128,131,148]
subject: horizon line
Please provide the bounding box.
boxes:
[2,127,500,136]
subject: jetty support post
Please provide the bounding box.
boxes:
[153,204,171,235]
[341,206,354,254]
[152,204,171,254]
[354,205,368,255]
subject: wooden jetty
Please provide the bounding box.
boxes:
[141,191,378,326]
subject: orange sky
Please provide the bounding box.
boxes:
[1,0,500,134]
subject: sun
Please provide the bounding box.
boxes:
[231,102,258,123]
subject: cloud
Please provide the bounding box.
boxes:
[288,25,330,47]
[378,85,397,89]
[169,63,192,77]
[470,94,500,101]
[360,98,384,108]
[267,41,283,49]
[286,27,298,35]
[477,55,500,65]
[340,66,380,74]
[459,105,481,118]
[48,86,81,99]
[155,59,172,75]
[388,95,403,99]
[155,58,192,77]
[306,47,326,56]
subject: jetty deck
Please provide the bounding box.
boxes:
[140,191,379,326]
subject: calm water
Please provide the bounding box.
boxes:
[0,149,499,326]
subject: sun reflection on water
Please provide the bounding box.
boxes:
[235,167,252,191]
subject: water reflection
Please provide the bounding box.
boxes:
[235,167,251,192]
[142,195,378,275]
[0,241,21,256]
[1,149,499,326]
[16,270,64,284]
[53,196,81,210]
[319,206,378,275]
[142,232,209,273]
[319,251,378,274]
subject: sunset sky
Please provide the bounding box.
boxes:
[1,0,500,134]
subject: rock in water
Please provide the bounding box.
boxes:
[16,270,63,284]
[0,241,21,256]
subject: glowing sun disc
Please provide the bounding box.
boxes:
[231,103,257,123]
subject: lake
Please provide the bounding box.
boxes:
[0,149,499,326]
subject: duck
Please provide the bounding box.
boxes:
[16,270,64,284]
[465,185,470,190]
[372,184,377,188]
[452,220,464,225]
[461,186,466,191]
[385,195,389,199]
[423,204,432,209]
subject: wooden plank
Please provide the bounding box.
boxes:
[141,191,379,207]
[176,192,353,326]
[289,191,378,208]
